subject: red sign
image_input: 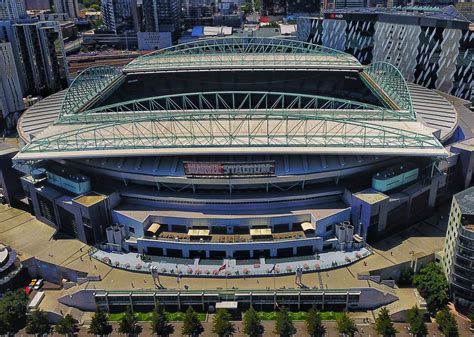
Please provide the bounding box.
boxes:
[183,161,276,178]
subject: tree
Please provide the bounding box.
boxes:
[375,307,397,337]
[212,309,235,337]
[118,306,141,336]
[406,306,427,337]
[181,306,204,337]
[88,307,112,336]
[273,306,296,337]
[151,304,174,337]
[305,307,326,337]
[336,312,358,337]
[25,310,51,335]
[435,307,458,337]
[55,314,78,336]
[398,268,414,286]
[413,263,449,313]
[242,306,264,337]
[0,289,28,334]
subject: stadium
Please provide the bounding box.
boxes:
[13,37,467,277]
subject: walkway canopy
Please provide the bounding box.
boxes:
[188,229,211,237]
[146,223,161,235]
[250,228,272,237]
[301,222,315,232]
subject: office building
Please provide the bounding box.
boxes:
[137,31,171,50]
[141,0,180,35]
[0,20,69,96]
[442,186,474,313]
[297,6,473,102]
[53,0,80,18]
[0,41,24,130]
[0,0,26,20]
[101,0,136,34]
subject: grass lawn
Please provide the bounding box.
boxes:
[108,311,206,322]
[257,311,343,321]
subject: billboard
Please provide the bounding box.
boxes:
[184,161,276,178]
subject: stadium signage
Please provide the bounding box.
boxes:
[184,161,276,178]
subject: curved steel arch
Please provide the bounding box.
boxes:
[125,37,361,71]
[364,61,414,117]
[137,37,355,58]
[22,112,443,155]
[58,91,414,124]
[59,66,123,119]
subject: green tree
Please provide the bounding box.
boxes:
[55,314,78,336]
[150,304,174,337]
[212,309,235,337]
[413,263,449,313]
[399,268,414,286]
[242,306,264,337]
[435,307,458,337]
[375,307,397,337]
[273,306,296,337]
[181,306,203,337]
[25,310,51,335]
[0,289,28,334]
[336,312,358,337]
[88,307,112,336]
[406,306,427,337]
[118,306,141,336]
[305,307,326,337]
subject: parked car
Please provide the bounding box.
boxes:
[33,279,43,290]
[29,279,37,287]
[24,286,33,295]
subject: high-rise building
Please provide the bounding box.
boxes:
[297,6,473,102]
[53,0,80,18]
[442,186,474,313]
[0,20,69,96]
[325,0,366,9]
[0,41,24,130]
[0,0,26,20]
[141,0,180,35]
[101,0,136,34]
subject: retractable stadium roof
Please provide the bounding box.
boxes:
[14,37,447,161]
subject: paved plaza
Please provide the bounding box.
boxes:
[90,246,371,277]
[0,203,450,321]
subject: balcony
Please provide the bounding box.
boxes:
[144,230,313,244]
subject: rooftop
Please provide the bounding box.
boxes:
[354,189,389,205]
[325,5,470,23]
[454,187,474,216]
[73,192,107,207]
[13,38,448,161]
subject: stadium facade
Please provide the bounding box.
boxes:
[10,38,474,264]
[297,6,473,102]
